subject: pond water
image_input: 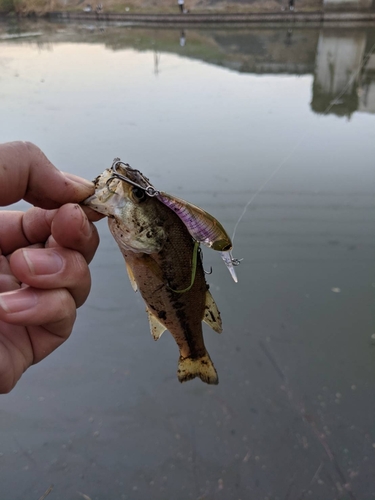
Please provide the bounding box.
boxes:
[1,20,375,500]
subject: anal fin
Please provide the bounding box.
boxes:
[203,290,222,333]
[146,309,167,340]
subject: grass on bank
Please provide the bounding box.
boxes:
[0,0,324,16]
[0,0,53,14]
[1,0,372,16]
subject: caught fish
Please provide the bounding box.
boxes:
[84,164,224,384]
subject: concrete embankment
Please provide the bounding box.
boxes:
[46,10,375,25]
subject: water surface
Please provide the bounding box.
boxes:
[0,21,375,500]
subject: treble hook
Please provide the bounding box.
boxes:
[198,246,212,275]
[107,158,160,197]
[231,257,243,266]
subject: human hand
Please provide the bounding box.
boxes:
[0,141,102,393]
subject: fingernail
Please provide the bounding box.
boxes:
[23,249,64,275]
[76,205,92,238]
[0,289,37,313]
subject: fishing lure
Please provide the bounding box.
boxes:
[107,159,241,282]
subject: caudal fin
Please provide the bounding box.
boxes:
[177,352,218,385]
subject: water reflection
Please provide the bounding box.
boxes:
[312,29,366,116]
[1,22,374,116]
[311,28,375,116]
[179,29,186,47]
[359,49,375,112]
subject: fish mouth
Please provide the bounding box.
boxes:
[84,163,155,217]
[83,168,125,217]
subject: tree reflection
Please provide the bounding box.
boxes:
[1,21,375,116]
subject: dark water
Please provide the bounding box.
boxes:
[1,20,375,500]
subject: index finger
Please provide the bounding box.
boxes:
[0,141,94,209]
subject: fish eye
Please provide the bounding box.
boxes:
[132,187,147,202]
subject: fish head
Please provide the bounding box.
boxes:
[84,166,166,254]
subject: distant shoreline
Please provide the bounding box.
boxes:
[1,10,375,25]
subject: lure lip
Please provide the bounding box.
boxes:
[220,250,239,283]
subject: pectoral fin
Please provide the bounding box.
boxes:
[141,254,164,283]
[147,309,167,340]
[203,290,222,333]
[125,262,138,292]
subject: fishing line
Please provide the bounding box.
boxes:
[231,39,375,244]
[168,240,200,293]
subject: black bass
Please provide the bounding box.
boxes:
[84,164,223,384]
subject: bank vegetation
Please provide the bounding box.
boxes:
[0,0,373,17]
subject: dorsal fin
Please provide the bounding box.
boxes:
[203,290,222,333]
[146,309,167,340]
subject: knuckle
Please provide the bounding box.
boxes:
[23,141,40,158]
[0,383,13,394]
[0,367,16,394]
[54,289,77,320]
[69,250,90,280]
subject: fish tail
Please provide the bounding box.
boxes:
[177,352,218,385]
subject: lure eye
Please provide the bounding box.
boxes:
[132,187,146,202]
